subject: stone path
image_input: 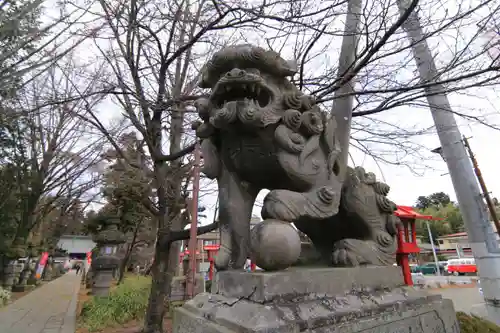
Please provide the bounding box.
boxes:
[0,271,81,333]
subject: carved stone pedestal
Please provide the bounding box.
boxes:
[92,268,114,297]
[92,256,120,297]
[13,262,33,292]
[2,260,19,291]
[173,267,460,333]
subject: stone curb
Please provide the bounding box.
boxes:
[413,277,478,290]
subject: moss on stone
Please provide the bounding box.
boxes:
[457,311,500,333]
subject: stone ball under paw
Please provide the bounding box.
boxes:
[250,219,301,271]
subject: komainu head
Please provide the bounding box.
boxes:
[194,44,317,136]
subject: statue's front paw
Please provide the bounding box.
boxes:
[263,187,340,222]
[331,244,366,267]
[332,237,396,267]
[262,191,299,221]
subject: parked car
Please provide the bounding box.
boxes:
[418,263,445,275]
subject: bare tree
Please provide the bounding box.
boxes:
[0,0,105,96]
[250,0,500,170]
[1,60,106,256]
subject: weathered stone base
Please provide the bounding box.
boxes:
[173,267,460,333]
[12,284,35,292]
[92,269,114,297]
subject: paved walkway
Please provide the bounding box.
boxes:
[0,271,81,333]
[428,286,488,318]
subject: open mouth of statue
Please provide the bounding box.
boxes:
[212,82,272,108]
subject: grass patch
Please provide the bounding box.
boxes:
[166,300,185,319]
[79,276,151,332]
[458,311,500,333]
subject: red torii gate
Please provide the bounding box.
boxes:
[394,205,441,286]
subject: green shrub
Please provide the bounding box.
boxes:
[79,276,151,332]
[0,287,11,307]
[458,311,500,333]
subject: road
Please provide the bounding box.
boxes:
[408,275,488,319]
[428,286,487,318]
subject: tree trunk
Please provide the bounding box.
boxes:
[117,250,130,285]
[142,238,181,333]
[118,224,140,285]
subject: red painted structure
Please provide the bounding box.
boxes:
[394,205,441,286]
[35,252,49,279]
[179,245,219,280]
[204,245,219,280]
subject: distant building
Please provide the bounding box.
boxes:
[434,221,500,258]
[415,236,434,252]
[437,232,469,250]
[57,235,96,259]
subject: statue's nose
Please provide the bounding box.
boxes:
[225,68,246,78]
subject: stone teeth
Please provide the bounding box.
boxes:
[250,84,255,93]
[255,86,261,95]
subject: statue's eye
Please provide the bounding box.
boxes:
[245,68,260,76]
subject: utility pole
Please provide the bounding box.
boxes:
[331,0,362,181]
[398,0,500,324]
[456,244,462,259]
[463,136,500,238]
[186,142,201,299]
[425,221,441,276]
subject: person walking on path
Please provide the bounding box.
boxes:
[75,264,81,275]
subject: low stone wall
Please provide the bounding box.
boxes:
[413,276,478,289]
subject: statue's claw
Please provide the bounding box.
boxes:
[331,237,397,267]
[262,186,341,222]
[331,240,371,267]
